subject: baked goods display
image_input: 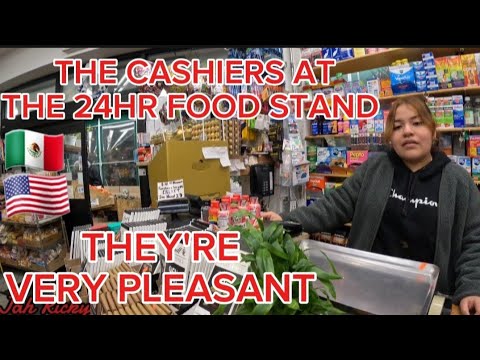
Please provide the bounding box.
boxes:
[0,217,66,271]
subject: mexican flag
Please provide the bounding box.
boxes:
[5,130,64,171]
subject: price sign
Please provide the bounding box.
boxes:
[157,179,185,201]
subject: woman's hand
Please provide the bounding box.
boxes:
[261,211,283,222]
[459,296,480,315]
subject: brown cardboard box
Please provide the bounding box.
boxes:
[148,140,230,205]
[116,197,141,221]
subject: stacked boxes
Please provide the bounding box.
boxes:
[435,56,464,89]
[412,61,427,92]
[461,54,479,87]
[316,147,347,168]
[452,95,465,128]
[468,135,480,157]
[449,155,472,175]
[472,157,480,180]
[321,48,354,61]
[422,52,439,91]
[427,95,464,128]
[388,64,416,95]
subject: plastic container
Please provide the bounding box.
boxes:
[464,96,475,126]
[208,200,219,224]
[474,98,480,126]
[300,240,439,315]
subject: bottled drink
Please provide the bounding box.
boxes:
[464,96,475,126]
[474,98,480,126]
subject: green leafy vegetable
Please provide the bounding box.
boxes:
[233,221,343,315]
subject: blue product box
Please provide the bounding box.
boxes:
[457,156,472,174]
[422,52,435,61]
[412,61,424,71]
[453,104,465,128]
[415,71,426,81]
[423,60,436,69]
[317,147,330,165]
[330,147,347,166]
[322,122,330,134]
[472,157,480,179]
[452,95,463,105]
[389,65,416,95]
[416,80,427,92]
[375,119,384,133]
[350,120,359,136]
[373,109,384,120]
[340,48,354,60]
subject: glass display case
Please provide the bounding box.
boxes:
[87,119,138,186]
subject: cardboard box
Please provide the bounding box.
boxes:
[116,197,141,221]
[148,140,230,205]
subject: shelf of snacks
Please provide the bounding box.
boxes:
[305,134,349,140]
[0,213,67,272]
[320,173,351,179]
[380,85,480,102]
[436,127,480,133]
[0,245,66,272]
[3,227,63,250]
[0,214,63,227]
[313,48,480,77]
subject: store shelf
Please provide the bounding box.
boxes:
[305,134,349,140]
[1,215,62,227]
[380,85,480,102]
[436,127,480,133]
[0,248,66,272]
[6,232,63,250]
[313,48,480,77]
[323,173,351,178]
[64,144,81,153]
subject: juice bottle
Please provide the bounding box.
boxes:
[208,200,219,225]
[464,96,474,126]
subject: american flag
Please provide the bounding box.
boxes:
[4,174,70,217]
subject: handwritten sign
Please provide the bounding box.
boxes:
[157,179,185,201]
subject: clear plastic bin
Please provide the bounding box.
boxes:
[300,240,439,315]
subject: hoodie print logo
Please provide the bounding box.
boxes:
[390,188,438,209]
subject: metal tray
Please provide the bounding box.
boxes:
[300,240,439,315]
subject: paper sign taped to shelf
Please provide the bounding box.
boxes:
[230,158,246,171]
[157,179,185,201]
[202,146,231,167]
[68,186,74,199]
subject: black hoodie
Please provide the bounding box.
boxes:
[372,150,451,263]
